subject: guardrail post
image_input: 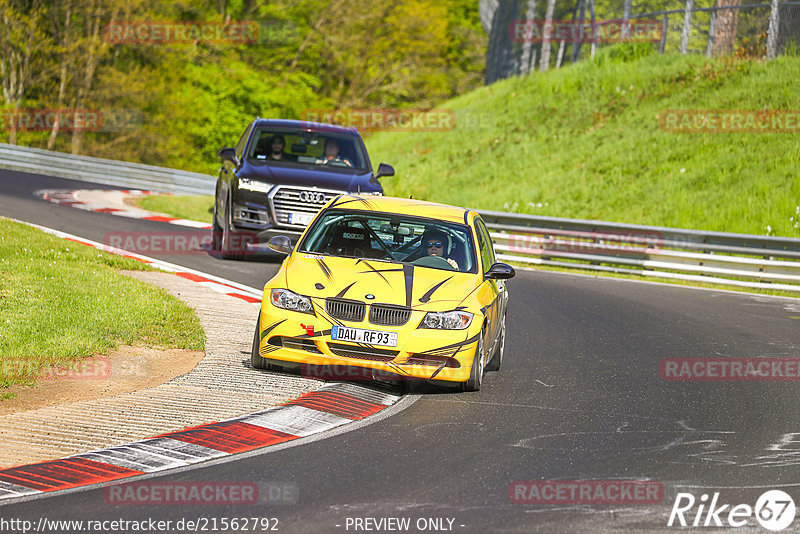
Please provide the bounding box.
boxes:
[660,14,668,53]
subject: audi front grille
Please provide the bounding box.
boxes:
[270,187,340,228]
[368,304,411,326]
[325,298,366,322]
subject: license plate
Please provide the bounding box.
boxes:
[331,325,398,347]
[288,212,314,226]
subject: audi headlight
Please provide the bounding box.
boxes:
[419,310,473,330]
[355,191,383,196]
[270,289,314,315]
[238,178,273,193]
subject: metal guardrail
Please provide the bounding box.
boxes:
[478,210,800,292]
[0,142,215,195]
[1,143,799,292]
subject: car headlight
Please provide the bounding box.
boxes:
[354,190,382,196]
[270,289,314,315]
[238,178,273,193]
[419,310,473,330]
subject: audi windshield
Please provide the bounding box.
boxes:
[247,128,369,171]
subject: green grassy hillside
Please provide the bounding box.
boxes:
[366,46,800,237]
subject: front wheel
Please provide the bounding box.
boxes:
[212,202,223,252]
[221,194,244,260]
[461,331,485,392]
[485,312,506,372]
[251,312,267,369]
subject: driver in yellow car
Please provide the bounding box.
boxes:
[422,228,459,270]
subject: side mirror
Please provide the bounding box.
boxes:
[267,235,293,255]
[486,262,515,280]
[375,163,394,179]
[218,147,239,166]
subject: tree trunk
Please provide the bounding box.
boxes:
[519,0,538,75]
[712,0,741,55]
[540,0,557,71]
[0,1,42,145]
[70,0,118,154]
[48,0,73,150]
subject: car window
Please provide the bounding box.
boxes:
[247,129,368,171]
[300,209,477,273]
[475,218,496,273]
[234,123,252,161]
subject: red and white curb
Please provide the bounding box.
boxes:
[0,383,399,499]
[34,188,212,229]
[0,217,406,501]
[6,217,261,305]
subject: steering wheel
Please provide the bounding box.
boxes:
[411,255,457,271]
[323,157,352,167]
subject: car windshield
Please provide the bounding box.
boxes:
[299,209,477,273]
[247,129,368,171]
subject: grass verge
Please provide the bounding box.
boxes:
[136,194,214,224]
[366,46,800,238]
[0,219,206,392]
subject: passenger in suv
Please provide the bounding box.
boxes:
[213,118,394,259]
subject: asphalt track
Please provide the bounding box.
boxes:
[3,169,800,532]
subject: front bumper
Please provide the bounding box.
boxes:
[255,304,480,383]
[229,190,305,246]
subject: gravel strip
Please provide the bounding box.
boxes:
[0,270,322,468]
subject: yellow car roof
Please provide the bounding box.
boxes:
[328,195,473,224]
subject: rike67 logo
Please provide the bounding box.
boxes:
[668,490,796,531]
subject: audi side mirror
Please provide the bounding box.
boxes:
[268,235,293,255]
[375,163,394,179]
[218,147,239,166]
[486,262,515,280]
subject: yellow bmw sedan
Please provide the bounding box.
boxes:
[251,195,514,391]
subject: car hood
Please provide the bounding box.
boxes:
[241,161,381,192]
[282,254,480,311]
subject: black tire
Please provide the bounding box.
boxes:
[251,312,267,369]
[221,193,243,260]
[485,312,506,372]
[461,331,485,392]
[212,202,223,252]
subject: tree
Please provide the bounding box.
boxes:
[66,0,121,154]
[712,0,741,55]
[0,0,50,145]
